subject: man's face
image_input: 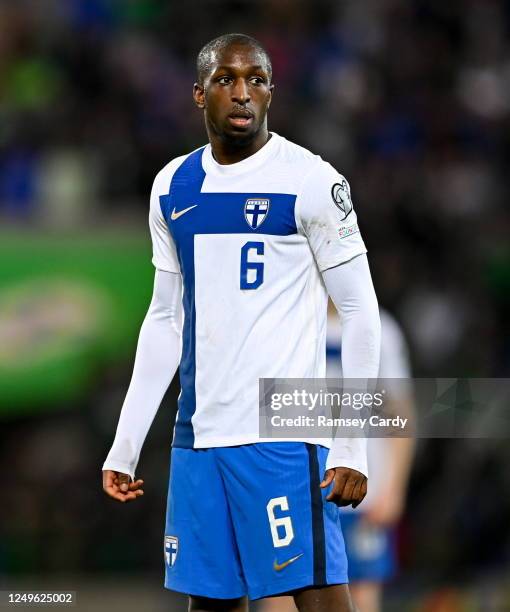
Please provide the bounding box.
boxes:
[194,44,273,144]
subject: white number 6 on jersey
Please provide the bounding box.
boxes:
[266,496,294,548]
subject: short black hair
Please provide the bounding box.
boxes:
[196,33,272,85]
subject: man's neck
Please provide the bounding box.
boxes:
[209,129,271,165]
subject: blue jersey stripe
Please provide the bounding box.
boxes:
[161,149,205,449]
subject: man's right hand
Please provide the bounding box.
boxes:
[102,470,144,503]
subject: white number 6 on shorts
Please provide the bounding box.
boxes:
[266,496,295,548]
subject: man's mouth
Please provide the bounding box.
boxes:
[228,109,254,128]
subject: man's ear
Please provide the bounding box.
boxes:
[193,83,205,109]
[267,83,275,108]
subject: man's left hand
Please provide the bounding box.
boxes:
[320,467,367,508]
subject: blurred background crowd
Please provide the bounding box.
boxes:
[1,0,510,610]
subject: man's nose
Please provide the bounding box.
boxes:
[232,79,250,104]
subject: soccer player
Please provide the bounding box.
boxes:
[102,33,381,612]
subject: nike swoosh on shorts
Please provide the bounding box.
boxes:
[273,553,304,571]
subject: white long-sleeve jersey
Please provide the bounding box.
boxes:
[104,132,380,478]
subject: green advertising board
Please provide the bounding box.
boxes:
[0,229,155,415]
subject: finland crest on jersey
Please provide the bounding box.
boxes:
[164,535,179,567]
[244,198,270,229]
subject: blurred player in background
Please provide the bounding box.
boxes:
[102,34,381,612]
[332,306,415,612]
[260,305,415,612]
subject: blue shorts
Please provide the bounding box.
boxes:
[164,442,348,600]
[340,511,396,582]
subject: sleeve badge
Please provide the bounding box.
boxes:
[331,180,353,221]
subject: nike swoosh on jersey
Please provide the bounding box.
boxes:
[273,553,304,572]
[170,205,198,220]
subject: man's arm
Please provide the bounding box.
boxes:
[293,160,380,507]
[102,269,182,502]
[320,253,381,507]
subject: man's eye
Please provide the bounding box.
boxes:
[250,77,264,85]
[218,77,232,85]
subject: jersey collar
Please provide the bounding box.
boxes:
[202,132,280,177]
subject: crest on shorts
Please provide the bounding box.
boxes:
[331,180,353,221]
[164,535,179,567]
[245,198,270,229]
